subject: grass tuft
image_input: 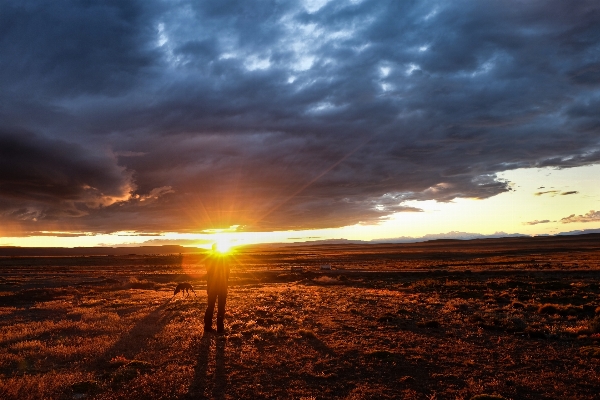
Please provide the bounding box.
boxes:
[71,380,100,394]
[126,277,157,290]
[127,360,153,370]
[580,346,600,358]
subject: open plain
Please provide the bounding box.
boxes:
[1,234,600,399]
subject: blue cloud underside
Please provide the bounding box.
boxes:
[0,0,599,233]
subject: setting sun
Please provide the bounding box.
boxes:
[213,239,233,254]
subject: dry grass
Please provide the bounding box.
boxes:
[1,246,600,399]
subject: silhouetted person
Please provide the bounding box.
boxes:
[204,243,230,334]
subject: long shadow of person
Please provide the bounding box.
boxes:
[213,337,227,399]
[187,333,227,399]
[186,333,213,399]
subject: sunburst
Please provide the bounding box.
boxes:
[213,239,233,254]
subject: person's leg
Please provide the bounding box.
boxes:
[204,291,217,331]
[216,291,227,333]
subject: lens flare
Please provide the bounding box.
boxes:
[214,239,233,254]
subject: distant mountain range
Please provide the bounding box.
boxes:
[1,228,599,256]
[555,228,600,236]
[371,231,527,244]
[285,228,600,246]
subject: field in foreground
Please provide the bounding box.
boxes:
[1,237,600,399]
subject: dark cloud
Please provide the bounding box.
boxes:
[535,190,579,197]
[535,190,560,196]
[1,0,600,234]
[131,238,214,247]
[27,231,97,238]
[561,210,600,224]
[0,0,156,97]
[0,129,134,234]
[524,220,552,226]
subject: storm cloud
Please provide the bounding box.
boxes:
[1,0,600,234]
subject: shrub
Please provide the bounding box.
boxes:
[71,380,100,394]
[126,277,157,290]
[470,395,506,400]
[298,329,317,339]
[538,304,559,314]
[111,367,139,383]
[377,313,399,324]
[525,326,547,339]
[580,346,600,358]
[313,276,338,284]
[109,355,129,368]
[511,301,525,309]
[368,349,394,359]
[538,303,583,316]
[469,314,484,323]
[417,320,441,328]
[127,360,152,370]
[509,317,527,332]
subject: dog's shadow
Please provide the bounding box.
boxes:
[187,333,227,399]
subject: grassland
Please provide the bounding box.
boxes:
[1,235,600,399]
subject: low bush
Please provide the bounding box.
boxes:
[471,395,506,400]
[298,329,317,339]
[589,316,600,334]
[511,301,525,309]
[538,303,583,316]
[71,380,100,394]
[417,320,441,328]
[580,346,600,358]
[367,349,394,359]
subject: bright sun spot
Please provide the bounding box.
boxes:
[214,239,233,254]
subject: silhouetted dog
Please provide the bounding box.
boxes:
[174,282,196,297]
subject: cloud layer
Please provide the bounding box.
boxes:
[1,0,600,234]
[561,210,600,224]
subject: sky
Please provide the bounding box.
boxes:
[1,0,600,248]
